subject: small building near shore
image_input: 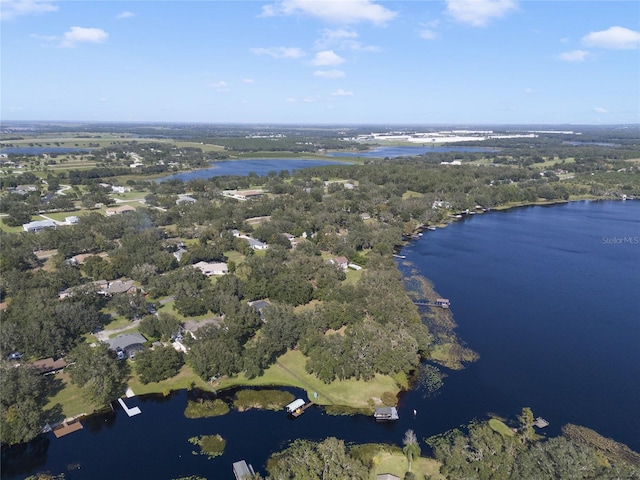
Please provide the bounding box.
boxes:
[233,460,255,480]
[374,406,399,421]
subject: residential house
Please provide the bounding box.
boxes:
[176,194,197,205]
[106,333,147,357]
[173,247,188,262]
[33,357,67,375]
[248,299,270,319]
[330,256,349,270]
[183,317,222,339]
[282,233,296,246]
[105,205,136,216]
[247,238,268,250]
[192,261,228,276]
[14,184,38,195]
[23,219,57,232]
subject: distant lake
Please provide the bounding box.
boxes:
[160,158,349,182]
[325,145,499,158]
[0,147,92,155]
[2,200,638,479]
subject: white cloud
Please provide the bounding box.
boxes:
[210,81,229,92]
[445,0,517,27]
[314,28,380,52]
[99,97,107,103]
[60,27,108,48]
[117,11,135,19]
[593,107,608,114]
[331,89,354,96]
[582,26,640,50]
[420,29,438,40]
[1,0,58,21]
[557,50,589,62]
[313,69,346,78]
[251,47,305,59]
[303,96,320,103]
[523,87,535,94]
[29,33,57,42]
[261,0,397,26]
[242,78,255,83]
[311,50,345,66]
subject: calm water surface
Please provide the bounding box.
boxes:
[2,201,638,479]
[161,159,348,182]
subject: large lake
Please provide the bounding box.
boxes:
[2,201,638,479]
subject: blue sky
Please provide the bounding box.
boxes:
[2,0,639,124]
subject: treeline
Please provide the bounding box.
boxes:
[428,417,640,479]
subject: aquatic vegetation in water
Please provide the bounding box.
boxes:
[188,434,226,459]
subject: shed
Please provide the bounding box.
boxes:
[285,398,306,414]
[377,475,400,480]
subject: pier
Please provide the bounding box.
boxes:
[118,398,141,417]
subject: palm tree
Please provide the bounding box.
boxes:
[402,429,421,472]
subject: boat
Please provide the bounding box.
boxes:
[426,226,436,231]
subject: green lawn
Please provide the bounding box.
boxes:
[215,350,404,410]
[372,449,444,480]
[127,363,210,396]
[44,372,97,420]
[489,418,516,437]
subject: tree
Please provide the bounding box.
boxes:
[66,343,128,407]
[134,346,184,384]
[518,407,535,443]
[0,363,47,446]
[402,429,421,473]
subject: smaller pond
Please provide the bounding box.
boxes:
[0,147,93,155]
[326,146,499,158]
[160,158,349,182]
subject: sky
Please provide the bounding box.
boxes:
[1,0,639,125]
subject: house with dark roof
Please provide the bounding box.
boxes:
[106,333,147,354]
[33,357,67,375]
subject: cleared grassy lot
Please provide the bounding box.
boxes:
[372,449,444,480]
[215,349,405,410]
[128,363,210,396]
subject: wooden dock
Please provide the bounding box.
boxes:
[290,402,314,418]
[53,421,83,438]
[533,417,549,428]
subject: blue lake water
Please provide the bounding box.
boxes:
[160,159,348,183]
[2,200,638,479]
[0,147,92,155]
[325,145,498,158]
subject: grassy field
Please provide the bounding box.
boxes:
[128,363,210,396]
[44,372,96,420]
[215,350,404,410]
[372,449,444,480]
[489,418,516,437]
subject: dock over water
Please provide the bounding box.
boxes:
[118,398,141,417]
